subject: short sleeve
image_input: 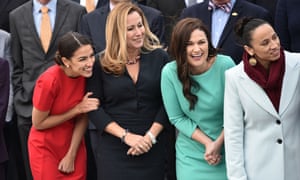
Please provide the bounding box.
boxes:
[33,73,57,112]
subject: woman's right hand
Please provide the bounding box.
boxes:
[75,92,100,114]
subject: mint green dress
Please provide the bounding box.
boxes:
[161,55,235,180]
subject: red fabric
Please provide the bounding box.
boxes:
[28,65,86,180]
[243,48,285,111]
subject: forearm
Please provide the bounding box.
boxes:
[191,127,212,146]
[32,106,80,130]
[66,114,88,158]
[215,130,224,147]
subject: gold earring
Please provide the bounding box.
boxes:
[249,57,257,66]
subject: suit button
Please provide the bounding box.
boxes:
[276,120,281,125]
[277,139,283,144]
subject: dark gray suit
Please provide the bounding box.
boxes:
[9,0,86,179]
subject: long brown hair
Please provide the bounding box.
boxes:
[168,18,217,110]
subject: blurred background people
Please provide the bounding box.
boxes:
[9,0,86,179]
[146,0,186,47]
[224,17,300,180]
[86,2,171,180]
[161,18,235,180]
[275,0,300,52]
[180,0,272,64]
[28,32,99,180]
[0,0,29,32]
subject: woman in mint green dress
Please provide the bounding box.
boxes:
[161,18,235,180]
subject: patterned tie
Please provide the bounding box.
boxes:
[40,6,52,52]
[208,0,232,13]
[86,0,95,13]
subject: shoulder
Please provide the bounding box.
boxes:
[138,3,162,16]
[236,0,269,13]
[10,1,31,16]
[284,50,300,68]
[215,54,236,69]
[162,61,177,75]
[225,61,243,78]
[59,0,86,12]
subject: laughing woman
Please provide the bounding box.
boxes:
[161,18,235,180]
[28,32,99,180]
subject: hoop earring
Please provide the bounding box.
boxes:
[249,56,257,66]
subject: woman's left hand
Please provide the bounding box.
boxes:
[126,133,152,156]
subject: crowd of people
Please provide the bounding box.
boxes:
[1,0,300,180]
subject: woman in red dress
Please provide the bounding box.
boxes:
[28,32,99,180]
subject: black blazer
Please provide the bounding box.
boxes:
[147,0,186,45]
[80,1,165,53]
[180,0,272,64]
[0,0,29,32]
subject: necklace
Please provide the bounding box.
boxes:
[126,55,140,65]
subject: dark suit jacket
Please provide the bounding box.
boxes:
[247,0,277,23]
[180,0,272,64]
[9,0,86,119]
[0,0,29,32]
[80,1,165,53]
[275,0,300,52]
[71,0,109,9]
[0,58,9,163]
[147,0,186,45]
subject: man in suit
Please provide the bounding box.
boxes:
[80,0,165,53]
[180,0,272,64]
[0,0,29,32]
[146,0,186,46]
[0,58,9,180]
[9,0,86,179]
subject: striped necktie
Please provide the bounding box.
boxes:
[208,0,232,13]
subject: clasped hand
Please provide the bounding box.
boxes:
[204,141,222,166]
[125,133,153,156]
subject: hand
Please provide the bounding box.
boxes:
[204,141,222,166]
[75,92,100,114]
[58,153,75,174]
[125,133,152,156]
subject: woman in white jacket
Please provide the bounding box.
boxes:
[224,17,300,180]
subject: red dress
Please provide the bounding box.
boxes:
[28,65,87,180]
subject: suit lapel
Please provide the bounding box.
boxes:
[24,2,43,52]
[217,0,242,47]
[279,52,300,115]
[51,0,68,51]
[239,69,279,118]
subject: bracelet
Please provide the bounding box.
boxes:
[147,131,157,144]
[121,129,129,143]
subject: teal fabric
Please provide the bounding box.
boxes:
[161,55,235,180]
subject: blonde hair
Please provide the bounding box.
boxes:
[101,2,161,75]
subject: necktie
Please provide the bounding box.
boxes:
[208,0,232,13]
[86,0,95,13]
[40,6,52,52]
[188,0,197,7]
